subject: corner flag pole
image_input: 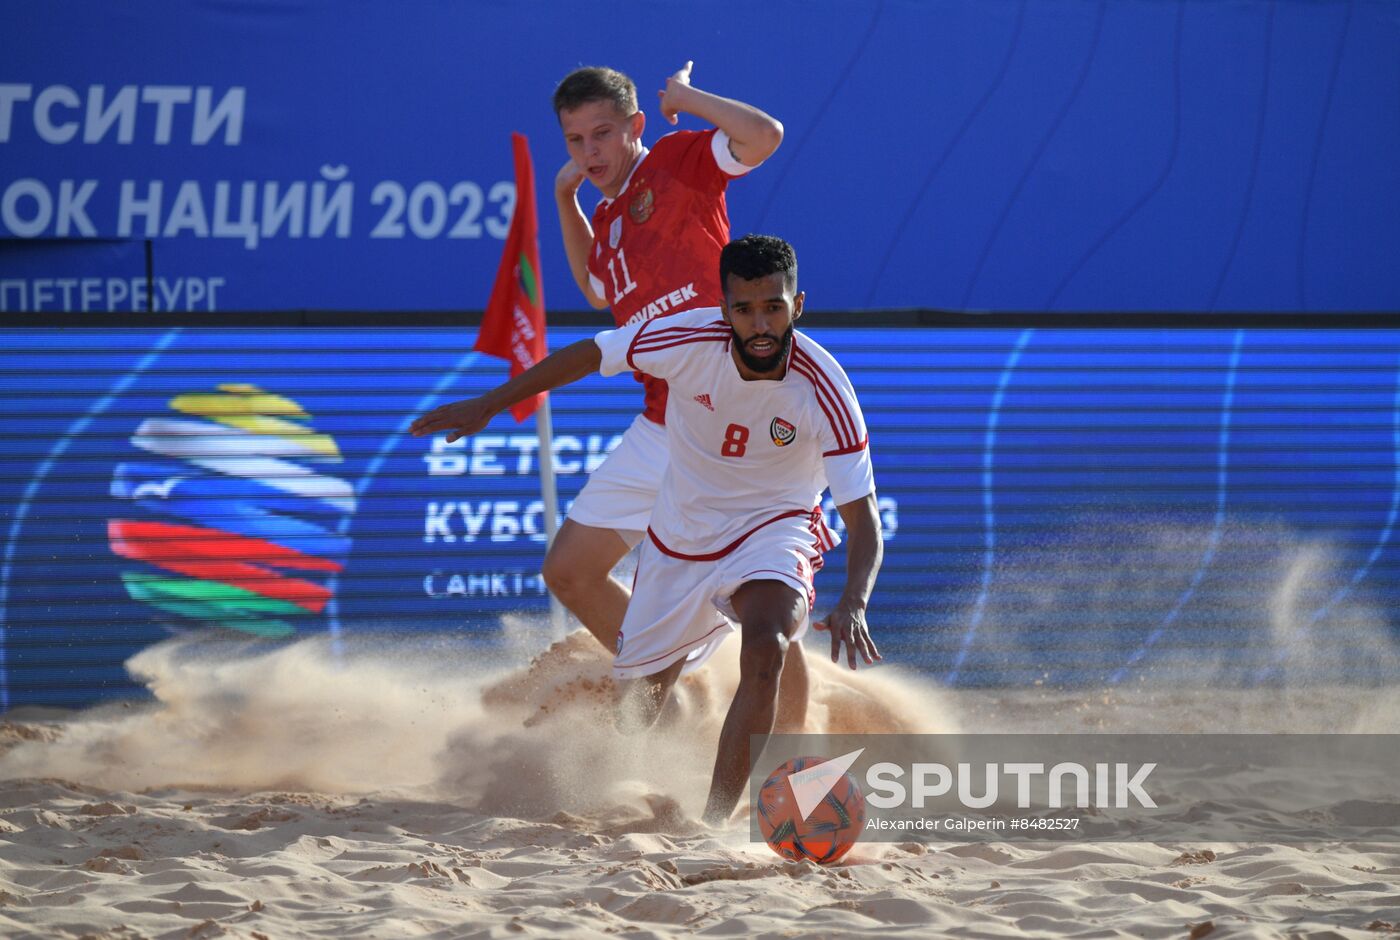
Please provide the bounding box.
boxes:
[474,132,567,634]
[534,393,566,632]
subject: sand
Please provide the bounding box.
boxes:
[1,629,1398,939]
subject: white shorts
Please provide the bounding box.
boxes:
[566,413,667,548]
[611,517,822,680]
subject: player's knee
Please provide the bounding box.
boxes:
[542,531,622,596]
[540,549,569,594]
[541,544,588,597]
[739,627,789,685]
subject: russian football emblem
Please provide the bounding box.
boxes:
[629,187,655,224]
[770,417,797,447]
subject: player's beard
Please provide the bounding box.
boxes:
[734,324,795,375]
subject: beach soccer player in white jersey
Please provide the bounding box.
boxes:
[546,63,786,663]
[411,235,883,824]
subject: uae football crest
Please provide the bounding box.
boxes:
[629,186,655,224]
[770,417,797,447]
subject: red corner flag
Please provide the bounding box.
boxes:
[476,133,546,421]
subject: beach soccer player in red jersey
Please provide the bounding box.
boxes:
[412,235,884,824]
[546,63,805,715]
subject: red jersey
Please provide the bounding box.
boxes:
[586,127,755,424]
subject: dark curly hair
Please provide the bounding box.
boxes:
[719,234,798,295]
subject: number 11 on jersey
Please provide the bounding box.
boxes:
[607,247,639,302]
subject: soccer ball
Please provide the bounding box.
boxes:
[756,755,865,864]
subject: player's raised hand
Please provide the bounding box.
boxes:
[658,60,694,125]
[813,602,882,671]
[408,396,497,443]
[555,158,585,198]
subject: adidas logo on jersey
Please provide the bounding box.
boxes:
[694,394,715,412]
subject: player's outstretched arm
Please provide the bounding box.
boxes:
[408,338,603,443]
[554,159,609,309]
[657,61,783,167]
[814,493,884,670]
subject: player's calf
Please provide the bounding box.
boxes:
[774,640,809,733]
[704,582,807,824]
[616,657,686,733]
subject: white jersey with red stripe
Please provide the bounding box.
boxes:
[594,306,875,560]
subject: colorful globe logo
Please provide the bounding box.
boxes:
[107,383,354,638]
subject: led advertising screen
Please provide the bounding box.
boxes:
[3,325,1397,707]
